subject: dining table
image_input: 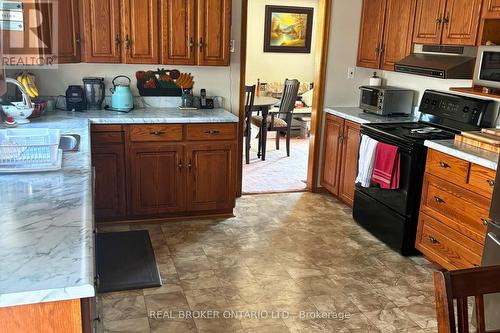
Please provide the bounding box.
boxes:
[246,96,280,161]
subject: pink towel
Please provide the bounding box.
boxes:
[371,142,400,190]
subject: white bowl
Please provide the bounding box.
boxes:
[2,102,34,124]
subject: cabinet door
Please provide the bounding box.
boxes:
[381,0,417,71]
[161,0,196,65]
[129,144,185,216]
[82,0,121,63]
[441,0,483,45]
[413,0,447,44]
[320,114,344,196]
[122,0,160,64]
[483,0,500,18]
[92,145,127,220]
[197,0,232,66]
[338,121,361,207]
[186,142,236,211]
[58,0,81,63]
[357,0,387,69]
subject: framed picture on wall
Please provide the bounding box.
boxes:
[263,5,314,54]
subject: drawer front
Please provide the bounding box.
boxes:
[416,213,481,270]
[91,124,123,132]
[129,125,183,142]
[426,150,469,185]
[91,131,124,145]
[468,164,496,197]
[186,124,237,141]
[422,176,490,238]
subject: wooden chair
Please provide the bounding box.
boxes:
[433,265,500,333]
[244,85,256,164]
[252,79,300,157]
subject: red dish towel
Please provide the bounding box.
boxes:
[371,142,401,190]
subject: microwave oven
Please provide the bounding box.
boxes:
[359,86,414,116]
[474,46,500,89]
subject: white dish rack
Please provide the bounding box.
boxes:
[0,128,63,173]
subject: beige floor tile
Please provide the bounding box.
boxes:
[179,269,220,291]
[148,317,198,333]
[185,287,230,310]
[399,304,438,330]
[103,317,150,332]
[102,296,148,321]
[363,308,421,332]
[143,274,182,296]
[144,291,190,312]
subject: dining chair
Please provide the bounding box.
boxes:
[433,265,500,333]
[252,79,300,157]
[244,85,256,164]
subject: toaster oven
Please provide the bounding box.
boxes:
[359,86,414,116]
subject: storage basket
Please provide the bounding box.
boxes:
[0,129,61,167]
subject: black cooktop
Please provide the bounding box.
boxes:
[364,122,456,143]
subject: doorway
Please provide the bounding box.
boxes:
[237,0,332,195]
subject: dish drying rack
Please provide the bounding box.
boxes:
[0,129,63,173]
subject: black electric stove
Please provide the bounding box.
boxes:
[353,90,497,255]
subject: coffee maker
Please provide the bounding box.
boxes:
[83,77,105,110]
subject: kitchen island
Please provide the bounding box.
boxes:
[0,108,238,331]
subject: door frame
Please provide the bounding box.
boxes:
[236,0,333,195]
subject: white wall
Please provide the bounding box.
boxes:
[245,0,319,85]
[12,1,243,114]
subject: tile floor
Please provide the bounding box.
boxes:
[243,129,309,194]
[98,192,439,333]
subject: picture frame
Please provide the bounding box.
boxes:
[263,5,314,54]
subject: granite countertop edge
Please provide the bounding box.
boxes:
[324,106,420,124]
[425,140,499,170]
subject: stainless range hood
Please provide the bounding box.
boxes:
[395,45,477,79]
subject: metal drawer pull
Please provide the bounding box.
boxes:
[481,219,490,226]
[178,161,183,170]
[150,131,166,136]
[429,236,440,244]
[439,162,450,168]
[487,179,495,187]
[205,130,221,135]
[187,161,192,171]
[488,232,500,246]
[434,196,445,204]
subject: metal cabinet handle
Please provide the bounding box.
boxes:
[436,17,442,26]
[150,131,165,136]
[187,161,192,171]
[434,196,445,204]
[125,34,131,49]
[481,218,490,226]
[115,34,121,46]
[199,38,205,50]
[487,179,495,187]
[439,162,450,168]
[189,37,194,51]
[178,160,183,170]
[429,236,440,244]
[205,130,220,135]
[75,34,81,44]
[443,14,450,25]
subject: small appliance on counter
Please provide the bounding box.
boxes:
[65,85,86,112]
[83,77,105,110]
[109,75,134,112]
[194,89,214,109]
[359,86,414,116]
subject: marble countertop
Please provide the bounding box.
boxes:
[425,140,499,170]
[325,107,419,124]
[0,108,237,308]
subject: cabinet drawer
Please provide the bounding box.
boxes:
[422,175,490,239]
[426,150,469,185]
[91,125,123,132]
[468,164,496,197]
[91,131,124,145]
[129,125,183,142]
[416,213,481,270]
[186,124,237,141]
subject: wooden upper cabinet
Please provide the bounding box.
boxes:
[162,0,196,65]
[483,0,500,18]
[82,0,121,63]
[122,0,160,64]
[320,114,344,196]
[381,0,417,71]
[58,0,81,63]
[441,0,483,45]
[197,0,232,66]
[357,0,387,69]
[186,142,236,211]
[413,0,447,44]
[338,121,361,207]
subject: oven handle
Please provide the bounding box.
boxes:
[360,87,377,92]
[487,232,500,247]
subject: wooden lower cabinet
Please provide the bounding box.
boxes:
[321,114,361,207]
[92,123,237,222]
[415,149,494,270]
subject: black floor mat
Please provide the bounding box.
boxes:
[96,230,162,293]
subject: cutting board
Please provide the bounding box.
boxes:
[481,128,500,137]
[455,135,500,153]
[461,131,500,146]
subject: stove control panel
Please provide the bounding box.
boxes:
[419,90,496,128]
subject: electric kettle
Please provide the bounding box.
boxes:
[110,75,134,112]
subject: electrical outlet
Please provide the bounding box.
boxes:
[230,40,235,53]
[347,67,356,79]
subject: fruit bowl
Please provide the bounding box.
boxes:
[28,100,48,119]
